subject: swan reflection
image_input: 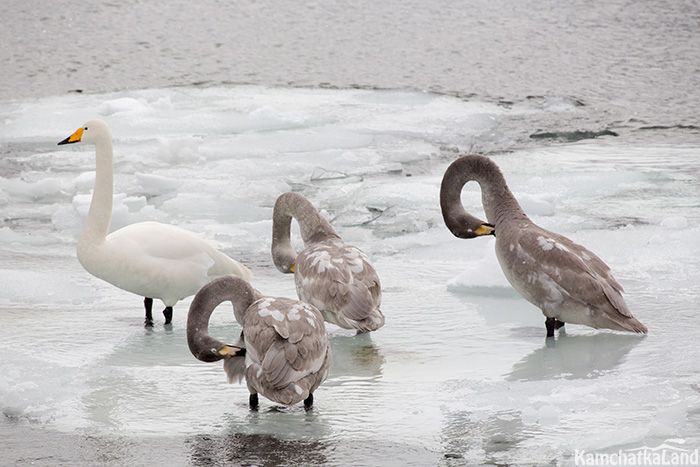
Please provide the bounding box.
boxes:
[189,432,328,467]
[507,332,644,381]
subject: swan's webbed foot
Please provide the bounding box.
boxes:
[163,306,173,325]
[304,393,314,411]
[545,318,566,337]
[144,297,154,327]
[249,393,259,410]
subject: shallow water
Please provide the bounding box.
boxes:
[1,0,700,465]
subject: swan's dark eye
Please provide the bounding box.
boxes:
[84,127,88,130]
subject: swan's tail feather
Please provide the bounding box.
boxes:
[621,316,648,334]
[345,308,385,332]
[265,381,311,406]
[230,261,254,282]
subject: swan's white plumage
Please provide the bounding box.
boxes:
[59,120,252,320]
[81,221,251,307]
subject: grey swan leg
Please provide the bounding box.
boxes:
[545,318,566,337]
[304,393,314,411]
[144,297,154,327]
[163,306,173,325]
[545,317,556,338]
[249,393,259,410]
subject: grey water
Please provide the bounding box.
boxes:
[2,0,699,147]
[1,1,700,466]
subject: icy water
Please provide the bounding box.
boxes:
[1,1,700,467]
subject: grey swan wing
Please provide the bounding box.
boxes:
[512,228,632,319]
[296,243,381,322]
[244,298,328,389]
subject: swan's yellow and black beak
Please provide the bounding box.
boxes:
[474,223,496,236]
[290,263,295,273]
[219,345,246,358]
[57,127,84,146]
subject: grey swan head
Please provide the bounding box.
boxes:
[440,155,497,239]
[271,192,385,333]
[58,120,252,326]
[440,154,648,338]
[187,274,331,409]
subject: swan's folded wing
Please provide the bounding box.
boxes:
[296,243,381,321]
[108,222,214,260]
[105,222,252,283]
[515,229,632,318]
[334,274,381,321]
[244,298,328,390]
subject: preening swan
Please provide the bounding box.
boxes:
[271,192,384,332]
[187,275,331,409]
[440,154,647,337]
[58,120,253,326]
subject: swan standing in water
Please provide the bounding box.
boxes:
[58,120,252,326]
[440,154,648,337]
[187,275,331,409]
[271,192,384,332]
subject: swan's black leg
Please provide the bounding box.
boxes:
[249,393,259,410]
[545,318,566,337]
[163,306,173,325]
[144,297,154,327]
[304,393,314,411]
[545,317,556,338]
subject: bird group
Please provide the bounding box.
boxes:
[58,120,647,409]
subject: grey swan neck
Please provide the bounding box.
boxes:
[77,132,114,254]
[187,275,259,362]
[441,154,530,231]
[271,192,339,272]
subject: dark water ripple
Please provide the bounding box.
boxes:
[2,0,699,146]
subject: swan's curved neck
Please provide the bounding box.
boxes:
[78,138,114,248]
[187,275,259,362]
[271,193,339,272]
[441,155,529,229]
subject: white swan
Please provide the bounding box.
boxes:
[440,154,648,337]
[271,192,384,332]
[58,120,252,326]
[187,275,331,409]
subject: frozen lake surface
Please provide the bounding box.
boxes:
[1,86,699,466]
[2,0,700,464]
